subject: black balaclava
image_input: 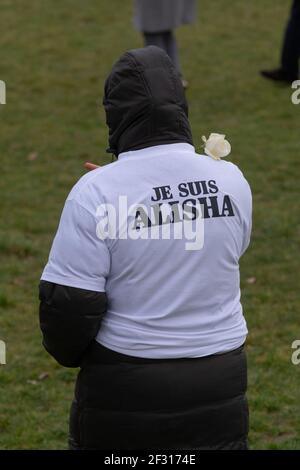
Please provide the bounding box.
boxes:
[103,46,193,157]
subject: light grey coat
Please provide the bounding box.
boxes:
[133,0,197,33]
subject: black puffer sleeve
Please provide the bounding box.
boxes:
[39,280,107,367]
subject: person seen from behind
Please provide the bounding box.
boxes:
[39,46,252,450]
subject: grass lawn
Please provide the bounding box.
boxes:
[0,0,300,450]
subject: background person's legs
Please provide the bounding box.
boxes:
[261,0,300,83]
[164,31,181,75]
[281,0,300,79]
[144,31,181,75]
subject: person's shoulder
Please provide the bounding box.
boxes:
[67,160,121,200]
[195,152,238,171]
[196,152,250,184]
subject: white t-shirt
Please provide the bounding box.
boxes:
[41,143,252,358]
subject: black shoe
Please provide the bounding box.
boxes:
[260,68,298,85]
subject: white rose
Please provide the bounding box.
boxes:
[201,133,231,160]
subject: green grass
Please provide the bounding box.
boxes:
[0,0,300,449]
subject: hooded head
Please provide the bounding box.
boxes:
[103,46,193,157]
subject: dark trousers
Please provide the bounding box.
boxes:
[69,342,249,450]
[281,0,300,78]
[144,31,181,74]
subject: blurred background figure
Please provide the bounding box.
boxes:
[261,0,300,84]
[133,0,196,88]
